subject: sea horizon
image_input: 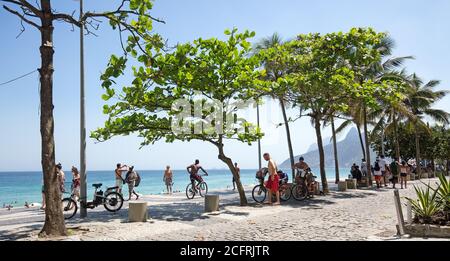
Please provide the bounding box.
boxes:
[0,168,349,207]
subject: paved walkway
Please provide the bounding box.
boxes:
[0,179,448,241]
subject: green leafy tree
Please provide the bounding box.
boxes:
[92,29,265,206]
[1,0,163,237]
[284,32,359,193]
[343,29,408,186]
[282,28,396,191]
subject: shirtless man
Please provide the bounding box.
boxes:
[163,165,173,194]
[263,153,280,205]
[186,160,208,192]
[293,156,309,173]
[115,163,129,194]
[293,157,314,191]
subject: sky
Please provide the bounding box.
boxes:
[0,0,449,171]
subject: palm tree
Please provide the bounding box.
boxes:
[364,38,413,183]
[254,33,296,179]
[335,100,366,158]
[403,74,449,177]
[371,97,413,160]
[324,112,342,184]
[348,35,414,186]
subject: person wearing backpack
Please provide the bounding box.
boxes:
[373,160,382,189]
[389,158,400,189]
[125,166,139,201]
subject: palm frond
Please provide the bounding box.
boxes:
[423,109,450,124]
[382,56,414,71]
[335,119,353,135]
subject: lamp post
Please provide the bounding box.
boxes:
[79,0,87,218]
[257,102,262,170]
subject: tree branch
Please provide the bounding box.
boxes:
[18,0,40,16]
[82,10,165,24]
[52,13,81,27]
[3,4,40,29]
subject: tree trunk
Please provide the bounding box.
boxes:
[39,0,67,237]
[331,115,340,184]
[381,120,386,156]
[217,137,247,206]
[363,104,372,187]
[256,103,262,170]
[446,159,449,176]
[393,111,401,160]
[314,115,328,193]
[279,98,295,181]
[414,123,422,178]
[356,124,366,158]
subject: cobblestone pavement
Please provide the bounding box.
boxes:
[1,178,447,241]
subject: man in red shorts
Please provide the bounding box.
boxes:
[263,153,280,205]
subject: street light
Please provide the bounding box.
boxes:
[74,0,87,218]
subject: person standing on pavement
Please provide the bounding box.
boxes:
[263,153,280,205]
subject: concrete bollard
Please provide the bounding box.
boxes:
[205,195,219,212]
[128,201,148,222]
[406,201,412,224]
[316,182,321,195]
[346,179,357,189]
[338,181,347,192]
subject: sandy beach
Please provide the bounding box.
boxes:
[0,178,448,241]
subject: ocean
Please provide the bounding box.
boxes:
[0,167,350,207]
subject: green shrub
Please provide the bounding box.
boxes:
[406,184,440,224]
[435,174,450,214]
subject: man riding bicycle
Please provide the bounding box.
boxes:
[187,159,208,192]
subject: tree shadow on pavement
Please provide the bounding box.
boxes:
[0,223,42,240]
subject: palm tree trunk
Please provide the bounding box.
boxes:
[363,104,372,187]
[217,136,247,206]
[279,98,295,181]
[331,115,340,184]
[356,124,366,158]
[414,122,422,179]
[314,115,329,193]
[381,120,386,156]
[39,0,67,237]
[393,111,401,160]
[446,159,449,176]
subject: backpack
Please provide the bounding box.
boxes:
[134,172,141,187]
[374,161,381,171]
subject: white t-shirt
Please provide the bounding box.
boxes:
[378,159,386,171]
[374,170,382,176]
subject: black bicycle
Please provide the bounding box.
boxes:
[185,173,208,199]
[291,169,317,201]
[62,183,124,219]
[252,175,292,203]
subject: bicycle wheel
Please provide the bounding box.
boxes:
[103,192,124,212]
[252,184,267,203]
[186,183,195,199]
[292,183,308,201]
[280,185,292,201]
[62,198,77,220]
[198,182,208,197]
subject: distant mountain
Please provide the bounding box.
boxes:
[279,128,376,169]
[306,136,331,153]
